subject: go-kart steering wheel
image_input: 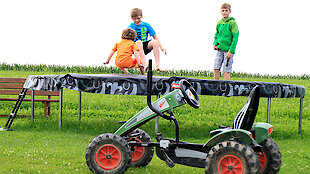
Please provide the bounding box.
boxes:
[179,79,200,109]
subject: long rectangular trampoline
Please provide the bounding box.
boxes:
[5,73,306,132]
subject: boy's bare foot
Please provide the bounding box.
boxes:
[156,67,166,72]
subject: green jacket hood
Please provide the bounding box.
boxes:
[221,17,235,22]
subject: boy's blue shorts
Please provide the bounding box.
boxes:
[214,50,234,73]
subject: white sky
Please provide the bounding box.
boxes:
[0,0,309,75]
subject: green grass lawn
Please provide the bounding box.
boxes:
[0,68,309,173]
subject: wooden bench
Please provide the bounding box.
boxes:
[0,77,60,117]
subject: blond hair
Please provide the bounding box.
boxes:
[130,8,143,18]
[221,3,231,10]
[121,28,137,40]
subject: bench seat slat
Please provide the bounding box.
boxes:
[0,98,59,102]
[0,78,26,83]
[0,90,60,96]
[0,83,24,89]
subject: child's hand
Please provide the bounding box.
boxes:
[213,45,218,50]
[226,52,232,59]
[161,48,167,55]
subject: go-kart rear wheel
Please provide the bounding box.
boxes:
[205,141,260,174]
[85,133,131,174]
[126,128,154,167]
[255,137,282,174]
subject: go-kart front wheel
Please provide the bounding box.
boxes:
[85,133,131,174]
[205,141,260,174]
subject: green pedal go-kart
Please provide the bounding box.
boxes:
[85,60,281,174]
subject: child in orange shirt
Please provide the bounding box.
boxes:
[104,28,145,75]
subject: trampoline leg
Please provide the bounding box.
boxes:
[31,90,35,121]
[299,97,303,134]
[78,91,82,121]
[155,94,160,133]
[267,97,271,123]
[58,88,63,129]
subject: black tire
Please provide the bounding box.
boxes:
[126,128,154,167]
[85,133,131,174]
[255,137,282,174]
[205,141,260,174]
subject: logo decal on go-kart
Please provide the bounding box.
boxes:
[125,99,169,129]
[137,98,169,122]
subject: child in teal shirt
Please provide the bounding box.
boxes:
[129,8,167,71]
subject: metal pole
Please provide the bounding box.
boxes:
[31,90,35,121]
[78,91,82,121]
[299,97,303,134]
[267,97,271,123]
[155,94,160,133]
[58,88,63,129]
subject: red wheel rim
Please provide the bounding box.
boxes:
[96,144,122,170]
[128,138,145,162]
[256,151,267,170]
[217,154,244,174]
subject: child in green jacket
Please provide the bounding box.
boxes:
[213,3,239,80]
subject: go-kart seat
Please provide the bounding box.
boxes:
[210,86,260,136]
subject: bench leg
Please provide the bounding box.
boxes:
[48,102,51,117]
[43,101,48,118]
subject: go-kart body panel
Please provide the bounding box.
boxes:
[204,129,254,147]
[252,122,273,143]
[114,89,185,136]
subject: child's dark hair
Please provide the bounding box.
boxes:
[121,28,137,40]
